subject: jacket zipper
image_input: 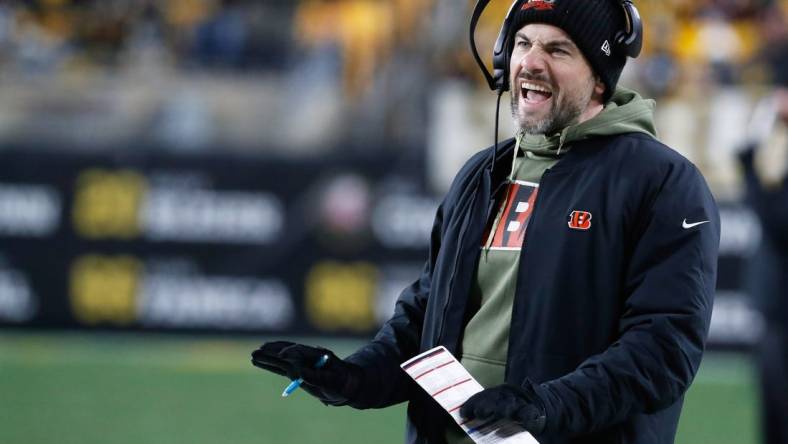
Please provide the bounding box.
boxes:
[435,140,519,347]
[435,174,499,347]
[436,217,469,347]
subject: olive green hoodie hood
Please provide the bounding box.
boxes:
[517,87,658,157]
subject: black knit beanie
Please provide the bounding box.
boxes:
[509,0,629,101]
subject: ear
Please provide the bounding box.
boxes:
[593,77,606,99]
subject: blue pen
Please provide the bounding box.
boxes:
[281,354,329,397]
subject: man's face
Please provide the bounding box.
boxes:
[509,24,605,135]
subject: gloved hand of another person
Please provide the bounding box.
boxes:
[460,382,547,434]
[251,341,362,405]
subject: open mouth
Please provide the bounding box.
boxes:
[521,81,553,104]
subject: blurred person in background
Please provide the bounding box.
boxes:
[737,38,788,444]
[251,1,721,443]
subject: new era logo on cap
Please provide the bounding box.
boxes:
[522,0,555,11]
[601,40,611,56]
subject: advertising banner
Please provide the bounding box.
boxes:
[0,148,432,336]
[0,148,760,349]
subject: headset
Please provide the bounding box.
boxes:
[469,0,643,93]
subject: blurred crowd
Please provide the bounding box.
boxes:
[0,0,786,193]
[0,0,293,73]
[2,0,786,93]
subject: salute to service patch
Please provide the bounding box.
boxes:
[522,0,555,11]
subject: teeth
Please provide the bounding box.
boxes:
[521,82,551,93]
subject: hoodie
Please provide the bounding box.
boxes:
[446,88,659,443]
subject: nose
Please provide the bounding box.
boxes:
[517,48,546,76]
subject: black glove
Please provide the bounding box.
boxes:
[251,341,362,405]
[460,382,547,434]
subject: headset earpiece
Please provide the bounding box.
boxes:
[491,29,509,91]
[492,0,527,92]
[615,0,643,58]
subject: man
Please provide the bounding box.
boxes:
[738,61,788,444]
[252,1,721,443]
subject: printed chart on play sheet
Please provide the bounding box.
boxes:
[401,346,539,444]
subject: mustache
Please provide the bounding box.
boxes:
[514,73,551,85]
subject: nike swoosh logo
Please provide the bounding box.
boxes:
[682,219,710,229]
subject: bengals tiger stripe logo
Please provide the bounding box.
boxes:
[568,210,592,230]
[481,181,539,250]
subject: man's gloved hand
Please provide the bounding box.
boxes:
[251,341,362,405]
[460,382,547,434]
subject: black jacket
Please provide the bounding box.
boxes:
[739,147,788,326]
[345,133,721,444]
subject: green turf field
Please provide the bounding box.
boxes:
[0,332,760,444]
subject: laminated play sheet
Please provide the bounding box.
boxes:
[401,346,539,444]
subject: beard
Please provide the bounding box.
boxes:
[511,73,595,135]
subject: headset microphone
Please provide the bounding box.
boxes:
[468,0,508,180]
